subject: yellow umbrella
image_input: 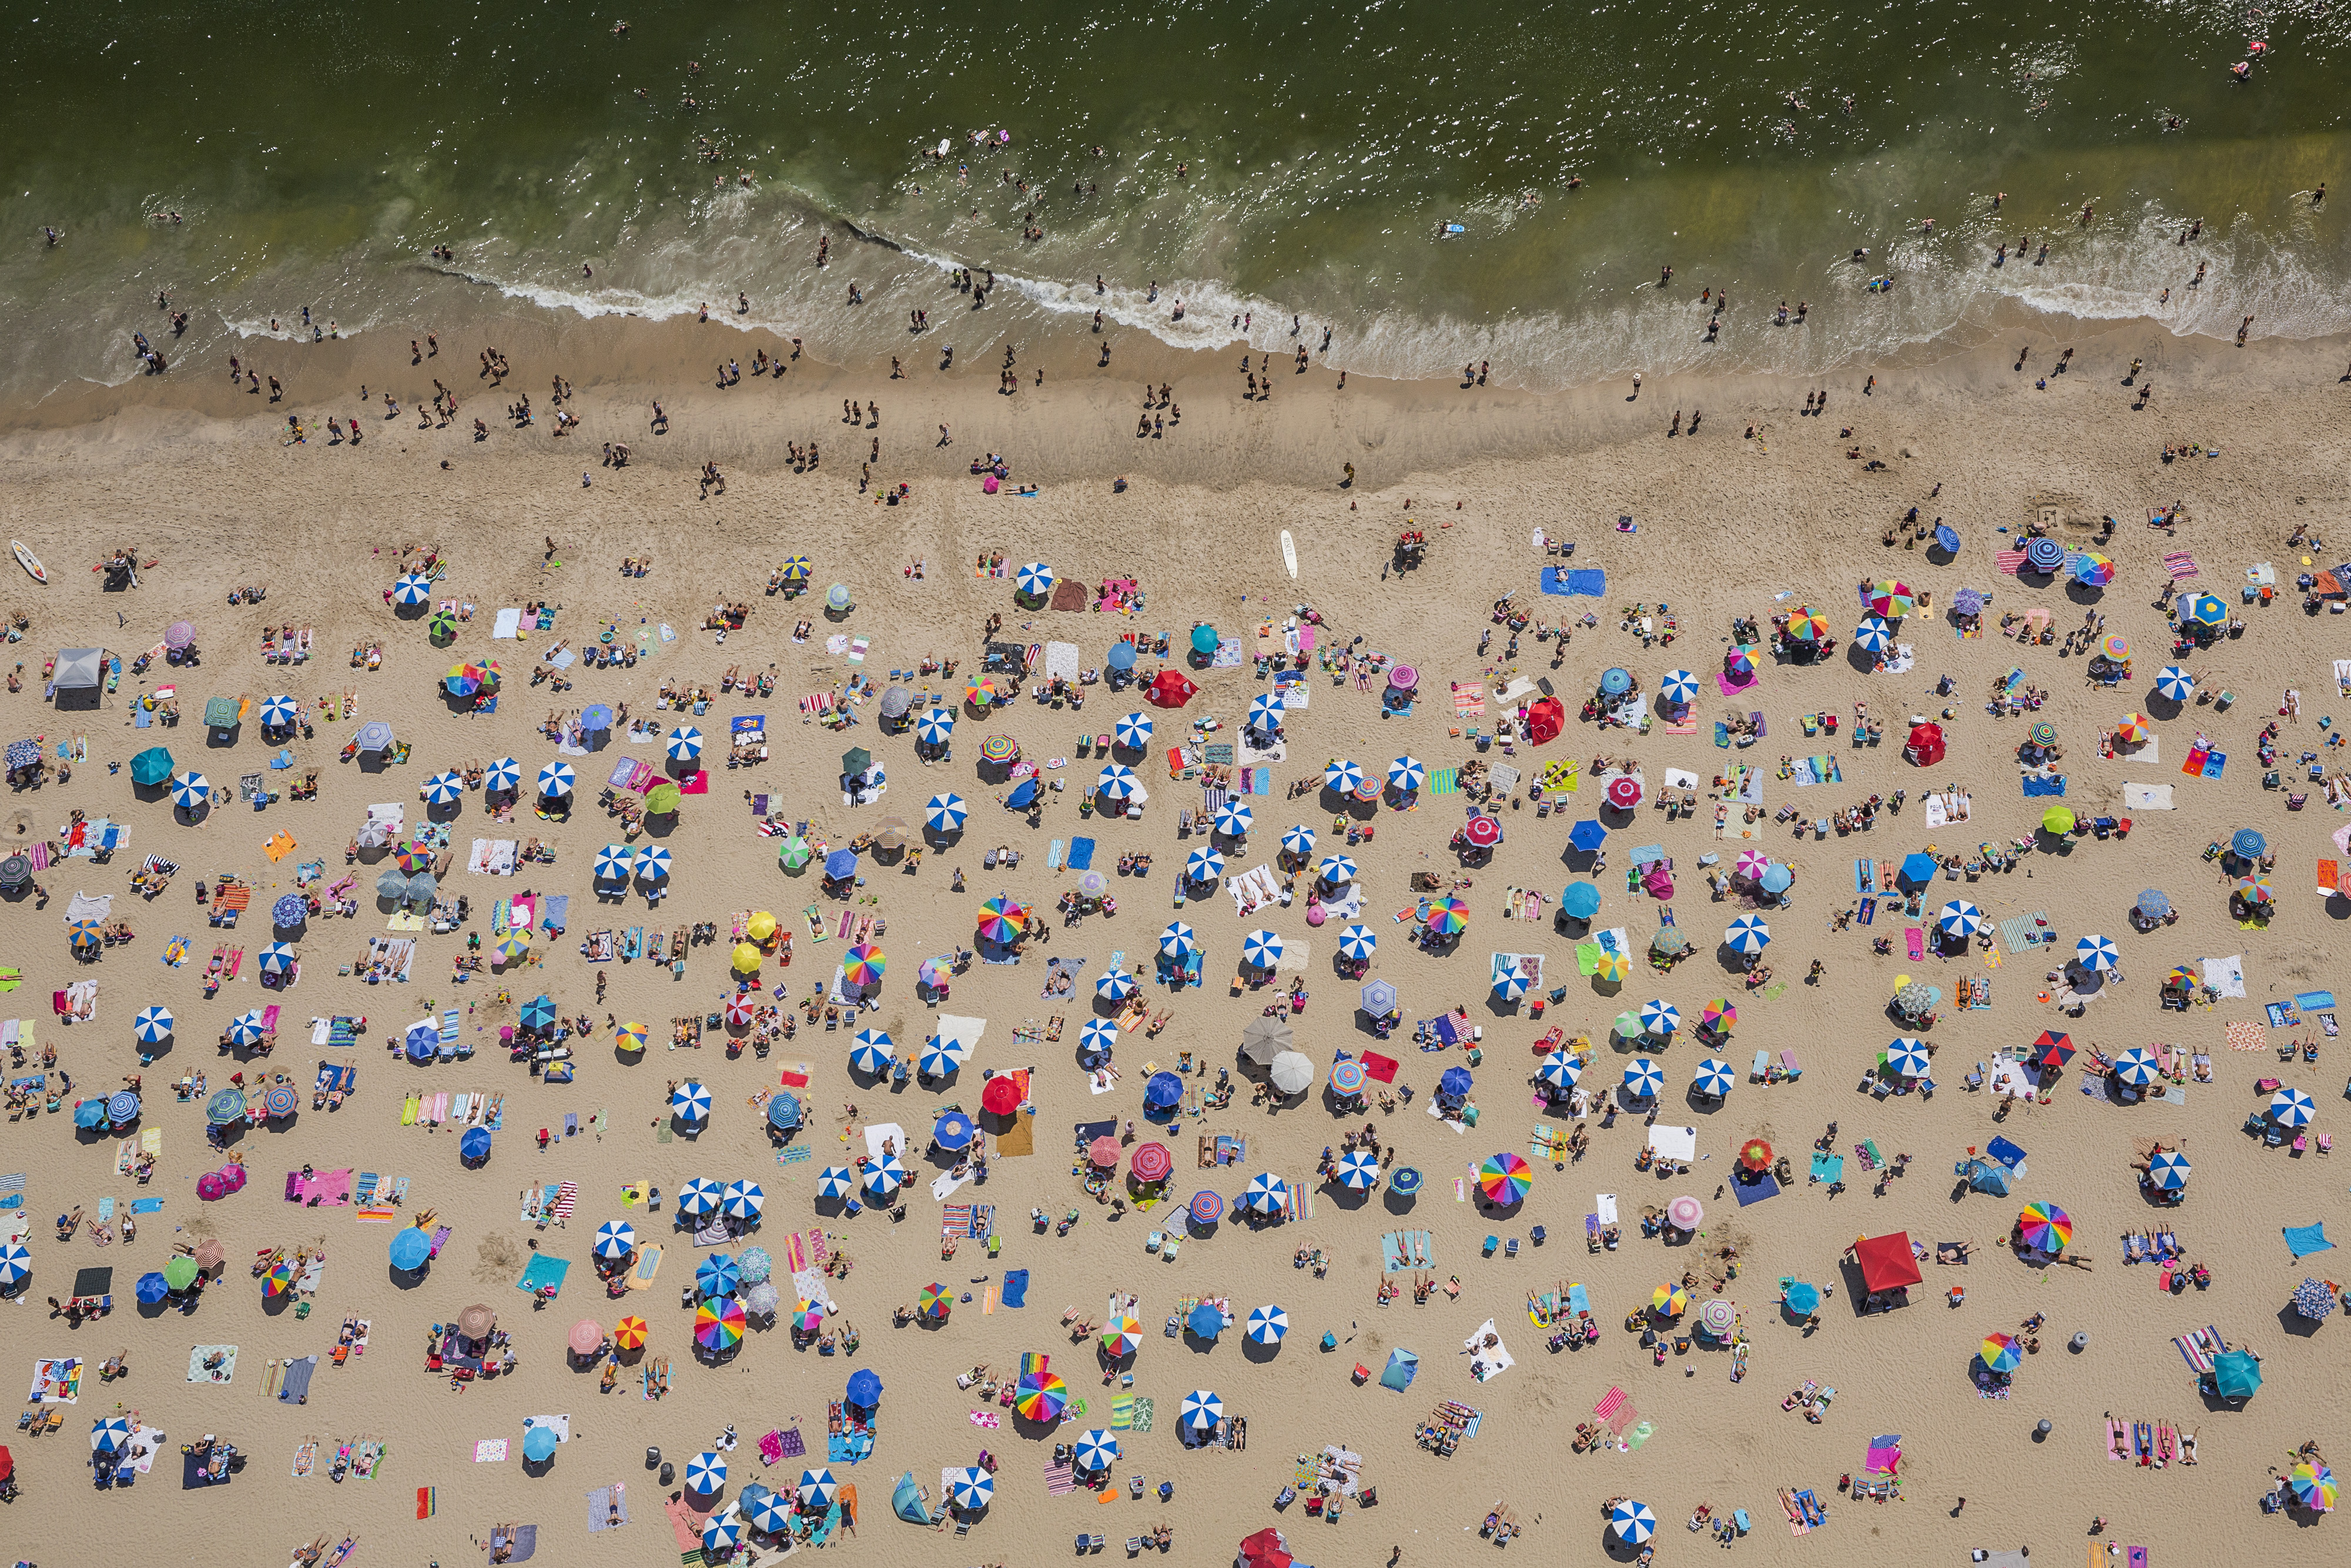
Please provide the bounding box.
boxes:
[732,942,763,974]
[615,1021,648,1052]
[1651,1282,1690,1316]
[2116,712,2151,745]
[746,910,779,944]
[1593,950,1630,984]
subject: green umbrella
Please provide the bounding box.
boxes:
[779,836,813,871]
[842,748,872,778]
[645,782,683,815]
[203,696,242,729]
[427,608,458,640]
[129,746,176,786]
[162,1256,199,1291]
[1613,1011,1644,1039]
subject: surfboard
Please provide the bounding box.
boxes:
[11,541,44,585]
[1280,530,1298,581]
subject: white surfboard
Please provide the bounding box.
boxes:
[1280,530,1297,581]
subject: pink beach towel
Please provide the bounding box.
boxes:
[1905,929,1925,961]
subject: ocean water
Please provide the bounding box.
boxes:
[2,0,2346,402]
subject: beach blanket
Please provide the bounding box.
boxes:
[2122,783,2175,810]
[1464,1320,1514,1382]
[2162,551,2199,579]
[2021,773,2067,797]
[2202,955,2245,998]
[278,1354,317,1403]
[1539,568,1607,597]
[587,1484,630,1532]
[2284,1222,2333,1258]
[1732,1171,1780,1205]
[516,1254,571,1295]
[187,1344,237,1384]
[1809,1152,1844,1183]
[999,1269,1029,1308]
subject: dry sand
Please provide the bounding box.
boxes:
[2,311,2349,1567]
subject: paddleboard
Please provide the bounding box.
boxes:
[1280,530,1297,581]
[11,541,45,585]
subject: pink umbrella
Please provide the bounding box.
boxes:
[1605,776,1643,810]
[1387,665,1419,692]
[1667,1194,1704,1230]
[1733,849,1771,881]
[1087,1137,1121,1168]
[1130,1142,1173,1182]
[1463,816,1502,848]
[196,1171,227,1201]
[569,1319,605,1355]
[219,1164,249,1192]
[1642,866,1675,899]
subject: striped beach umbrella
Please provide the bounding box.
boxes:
[667,725,704,762]
[670,1081,712,1122]
[1337,923,1377,962]
[1335,1150,1381,1190]
[391,572,433,606]
[1014,561,1054,597]
[2154,665,2195,702]
[1014,1369,1068,1423]
[1701,998,1737,1032]
[2270,1087,2316,1126]
[227,1010,268,1047]
[635,845,673,883]
[2185,592,2229,627]
[1158,921,1195,959]
[1113,711,1154,751]
[1639,999,1681,1037]
[1183,845,1225,884]
[1853,615,1893,653]
[1538,1051,1582,1092]
[841,944,885,987]
[1938,900,1983,938]
[1241,929,1284,969]
[1652,1282,1690,1317]
[1101,1316,1143,1357]
[1869,580,1914,618]
[133,1005,174,1044]
[537,760,575,797]
[1097,967,1137,1001]
[2115,711,2152,745]
[777,555,812,585]
[919,1036,969,1078]
[1246,692,1285,733]
[1784,605,1830,642]
[1243,1172,1290,1215]
[863,1155,906,1199]
[1425,897,1469,937]
[1188,1190,1224,1225]
[2148,1148,2191,1190]
[1981,1332,2022,1374]
[2017,1202,2072,1253]
[815,1166,856,1200]
[1245,1304,1290,1345]
[263,1258,299,1297]
[2112,1047,2160,1087]
[685,1451,729,1493]
[1317,854,1359,886]
[593,844,634,882]
[1281,823,1317,857]
[1387,755,1425,792]
[1096,763,1142,801]
[1622,1057,1665,1098]
[2074,551,2116,588]
[170,770,211,809]
[613,1020,648,1052]
[1692,1057,1735,1098]
[1478,1152,1531,1205]
[594,1220,637,1261]
[1884,1038,1932,1079]
[2075,934,2119,971]
[694,1300,746,1353]
[1073,1429,1121,1472]
[677,1177,724,1215]
[701,1510,742,1553]
[977,896,1027,944]
[721,1180,765,1219]
[0,1241,32,1286]
[483,756,522,793]
[795,1467,837,1507]
[2101,632,2132,662]
[925,793,968,833]
[91,1415,133,1453]
[1610,1502,1657,1545]
[1180,1390,1224,1432]
[1324,759,1364,793]
[1725,914,1771,953]
[915,708,955,746]
[1492,966,1529,1004]
[2235,876,2275,907]
[1214,799,1254,836]
[1078,1017,1120,1060]
[696,1254,742,1298]
[259,693,299,730]
[1660,669,1699,708]
[2289,1461,2337,1510]
[949,1465,996,1509]
[740,1484,789,1533]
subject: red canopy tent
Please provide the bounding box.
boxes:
[1239,1528,1294,1568]
[1146,669,1197,708]
[1525,695,1564,745]
[1852,1231,1924,1294]
[1902,722,1945,766]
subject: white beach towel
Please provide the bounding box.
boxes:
[2121,783,2175,810]
[1594,1193,1618,1224]
[491,608,524,639]
[2202,956,2245,998]
[1646,1124,1697,1162]
[1464,1319,1516,1383]
[863,1124,908,1162]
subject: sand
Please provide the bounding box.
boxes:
[2,310,2347,1566]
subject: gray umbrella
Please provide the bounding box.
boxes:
[1240,1016,1293,1066]
[404,870,439,907]
[0,855,29,889]
[879,686,914,720]
[374,868,410,900]
[1268,1051,1315,1095]
[1894,981,1937,1018]
[354,720,396,753]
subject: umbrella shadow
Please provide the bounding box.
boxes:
[1844,643,1884,675]
[1240,1336,1283,1366]
[2275,1303,2327,1340]
[1321,1182,1372,1213]
[1382,1188,1419,1216]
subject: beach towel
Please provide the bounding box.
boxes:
[516,1254,571,1295]
[2021,773,2067,797]
[1809,1152,1843,1183]
[2284,1222,2333,1257]
[1539,567,1607,597]
[999,1269,1029,1308]
[278,1354,317,1403]
[2122,783,2175,810]
[587,1484,630,1532]
[1066,837,1095,870]
[2162,551,2199,578]
[1732,1172,1780,1205]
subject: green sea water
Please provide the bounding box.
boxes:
[2,0,2346,399]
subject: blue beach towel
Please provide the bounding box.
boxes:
[1540,568,1608,597]
[516,1253,572,1295]
[999,1269,1029,1308]
[1066,838,1095,870]
[2284,1223,2333,1258]
[2021,774,2067,797]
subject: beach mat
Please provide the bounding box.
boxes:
[277,1354,317,1403]
[994,1109,1034,1157]
[1731,1172,1780,1206]
[587,1484,631,1532]
[999,1269,1029,1308]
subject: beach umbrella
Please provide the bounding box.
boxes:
[2291,1278,2337,1322]
[1096,967,1137,1004]
[675,1177,724,1217]
[1158,921,1196,959]
[825,582,853,612]
[1699,1298,1736,1338]
[1014,1369,1069,1422]
[1724,913,1771,953]
[671,1081,713,1122]
[261,1084,297,1120]
[1438,1066,1474,1103]
[1246,692,1285,733]
[980,1075,1026,1118]
[392,572,432,607]
[920,1034,970,1078]
[2099,633,2132,663]
[1269,1051,1314,1095]
[1868,580,1914,619]
[1462,813,1503,849]
[133,1269,170,1305]
[1894,981,1937,1018]
[388,1227,433,1270]
[1281,823,1317,857]
[1867,1037,1925,1079]
[2235,876,2275,907]
[91,1415,133,1454]
[2018,1202,2073,1253]
[565,1317,607,1358]
[1324,758,1365,793]
[441,663,487,699]
[1478,1152,1532,1205]
[1783,1280,1821,1316]
[263,1258,299,1298]
[911,708,956,751]
[1897,852,1939,887]
[592,844,634,883]
[1724,646,1756,681]
[1243,1172,1291,1217]
[1334,1149,1381,1190]
[106,1091,140,1128]
[1692,1057,1735,1098]
[1013,560,1054,598]
[1599,666,1633,696]
[256,941,299,978]
[1107,712,1154,754]
[1652,1282,1690,1316]
[1623,1058,1665,1098]
[1121,1137,1173,1184]
[479,756,522,795]
[1093,1315,1146,1370]
[1560,881,1603,921]
[1241,929,1285,969]
[1853,616,1893,654]
[842,944,885,987]
[2116,712,2152,745]
[2290,1461,2338,1510]
[2074,934,2119,971]
[741,1484,789,1534]
[635,845,673,883]
[1245,1304,1290,1346]
[794,1466,839,1509]
[2024,536,2068,574]
[227,1010,269,1047]
[1305,857,1359,894]
[694,1299,746,1354]
[170,770,211,809]
[2212,1347,2262,1399]
[1359,979,1399,1017]
[158,1255,200,1295]
[2112,1047,2159,1087]
[921,793,969,837]
[1387,755,1425,792]
[2271,1087,2316,1126]
[0,1241,32,1288]
[1700,999,1737,1033]
[202,1090,245,1127]
[948,1466,996,1510]
[2072,551,2115,588]
[2154,665,2195,702]
[696,1254,743,1299]
[977,895,1027,944]
[1604,775,1644,812]
[765,1094,802,1135]
[1426,897,1470,937]
[1609,1500,1657,1545]
[1538,1051,1582,1093]
[594,1221,637,1262]
[73,1097,106,1130]
[132,1004,173,1045]
[2040,806,2076,836]
[537,760,575,797]
[2148,1148,2191,1190]
[699,1510,742,1553]
[611,1019,648,1053]
[860,1155,907,1201]
[255,692,300,733]
[1077,1016,1120,1060]
[1981,1332,2023,1374]
[2230,827,2269,862]
[1096,763,1141,802]
[814,1165,856,1201]
[1636,999,1681,1038]
[1659,669,1699,708]
[665,725,704,763]
[1667,1194,1704,1231]
[850,1026,895,1068]
[1073,1429,1120,1473]
[967,678,1006,712]
[1784,606,1830,642]
[2183,592,2230,628]
[1336,923,1377,963]
[721,1181,765,1221]
[777,555,812,586]
[130,745,176,786]
[1180,1390,1224,1433]
[1492,967,1529,1004]
[1938,900,1983,939]
[1214,799,1254,836]
[684,1450,730,1493]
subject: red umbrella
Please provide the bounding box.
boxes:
[1240,1528,1294,1568]
[981,1076,1023,1117]
[724,997,756,1029]
[1525,696,1564,744]
[1130,1142,1173,1182]
[1462,815,1502,848]
[1146,670,1197,708]
[1087,1136,1121,1168]
[1605,776,1643,810]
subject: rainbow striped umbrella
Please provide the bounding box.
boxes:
[263,1258,300,1298]
[1868,580,1914,618]
[2235,876,2275,906]
[2289,1462,2337,1511]
[2074,551,2116,588]
[1425,897,1469,936]
[1725,646,1754,679]
[1014,1369,1069,1422]
[976,896,1027,943]
[1980,1332,2022,1373]
[695,1297,747,1351]
[966,676,1004,709]
[2101,633,2132,662]
[2116,712,2152,745]
[842,944,885,986]
[1477,1152,1531,1205]
[1100,1316,1143,1357]
[1329,1059,1368,1097]
[1651,1282,1689,1317]
[2018,1202,2072,1252]
[1785,605,1830,642]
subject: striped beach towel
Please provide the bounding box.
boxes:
[1994,549,2027,576]
[552,1181,578,1222]
[2162,551,2198,578]
[1451,684,1487,716]
[1043,1461,1076,1495]
[1593,1385,1628,1421]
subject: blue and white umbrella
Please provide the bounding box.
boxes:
[1388,755,1426,792]
[1492,966,1530,1004]
[593,844,635,882]
[742,1485,792,1533]
[1072,1429,1120,1473]
[947,1465,994,1510]
[1337,924,1377,962]
[2112,1047,2160,1087]
[1242,1172,1290,1215]
[684,1450,728,1493]
[1622,1057,1665,1097]
[1113,712,1154,751]
[1281,823,1317,857]
[636,845,673,882]
[1159,922,1196,958]
[863,1155,906,1199]
[2075,934,2119,971]
[925,793,969,833]
[2154,665,2196,702]
[848,1040,892,1076]
[391,572,433,606]
[919,1036,967,1078]
[170,770,211,809]
[668,725,704,762]
[2270,1087,2316,1126]
[1078,1018,1120,1059]
[1245,692,1285,733]
[594,1220,637,1261]
[91,1415,133,1453]
[1938,900,1983,939]
[1659,669,1700,708]
[421,769,463,806]
[701,1510,742,1553]
[1096,764,1142,801]
[1180,1390,1224,1432]
[915,708,956,746]
[670,1081,713,1121]
[1610,1500,1657,1545]
[1335,1150,1381,1190]
[1324,759,1364,793]
[259,693,300,731]
[227,1010,268,1047]
[0,1240,30,1287]
[257,942,298,977]
[1884,1038,1933,1079]
[851,1026,893,1060]
[722,1180,765,1219]
[537,760,576,796]
[2148,1148,2191,1190]
[1241,929,1284,969]
[1538,1051,1582,1091]
[1097,967,1137,1002]
[795,1468,836,1507]
[1214,800,1254,837]
[677,1177,724,1216]
[1639,999,1681,1037]
[1245,1304,1290,1345]
[1853,616,1893,654]
[133,1005,174,1044]
[1014,561,1054,597]
[483,756,523,793]
[815,1166,856,1200]
[1317,854,1359,886]
[1184,846,1225,884]
[1724,914,1771,953]
[1692,1057,1736,1098]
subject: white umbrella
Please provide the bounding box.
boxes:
[1387,755,1425,792]
[925,793,969,833]
[668,725,704,762]
[1241,929,1284,969]
[1692,1057,1735,1097]
[1113,712,1154,751]
[1724,914,1771,953]
[1267,1053,1314,1096]
[2075,934,2119,971]
[1184,846,1225,884]
[1337,924,1377,961]
[1213,800,1253,836]
[1245,1304,1289,1344]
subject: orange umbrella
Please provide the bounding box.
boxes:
[612,1315,649,1351]
[1737,1138,1773,1172]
